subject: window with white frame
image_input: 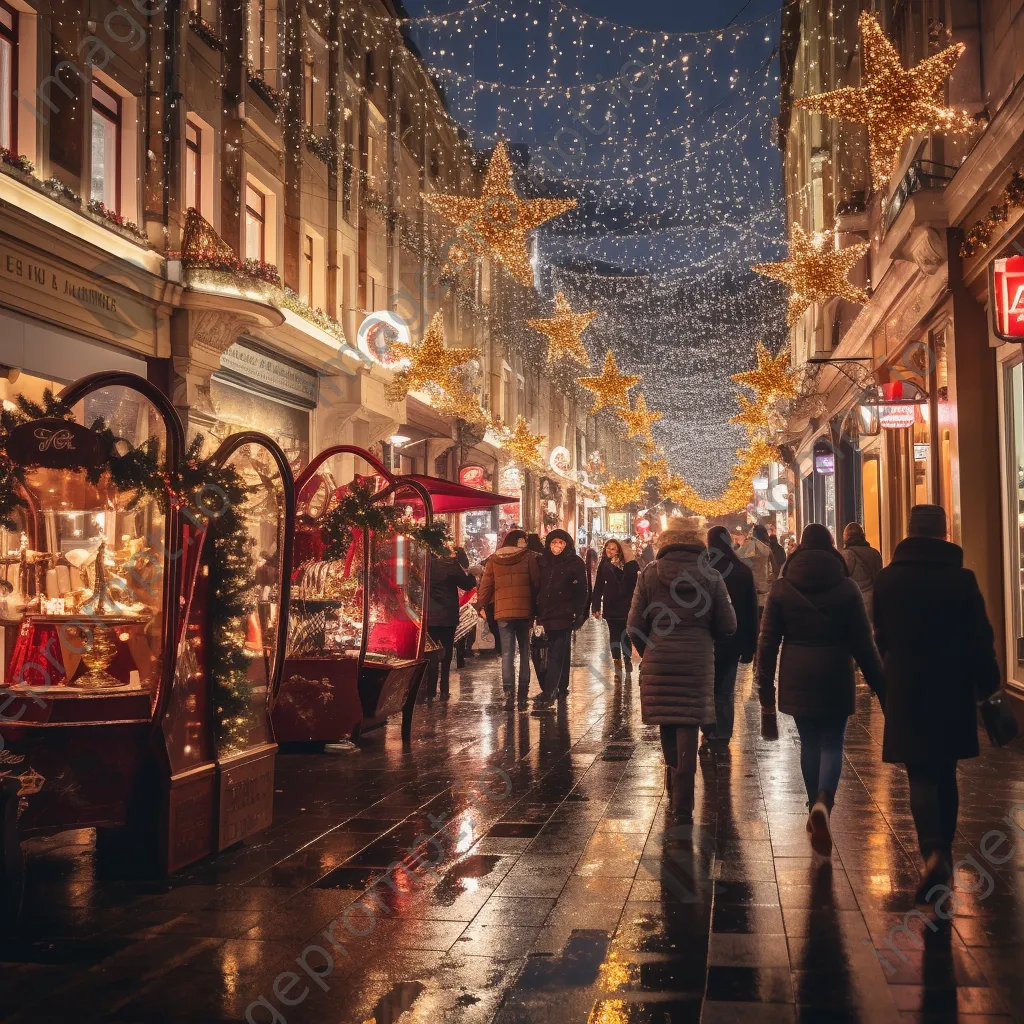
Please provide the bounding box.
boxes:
[245,182,266,262]
[185,118,201,212]
[90,82,120,211]
[187,0,217,30]
[247,0,278,84]
[0,1,16,152]
[304,233,314,304]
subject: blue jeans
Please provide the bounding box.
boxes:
[498,620,532,695]
[703,654,740,742]
[794,716,848,804]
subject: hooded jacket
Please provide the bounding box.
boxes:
[626,529,737,726]
[739,534,776,602]
[873,536,1000,764]
[476,543,540,621]
[842,540,883,615]
[536,529,591,631]
[427,554,477,629]
[591,554,641,620]
[757,547,885,719]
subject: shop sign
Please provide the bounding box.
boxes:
[356,310,412,367]
[220,344,319,404]
[814,452,835,475]
[914,443,930,461]
[878,404,916,429]
[991,254,1024,342]
[459,465,488,488]
[549,445,571,473]
[500,466,523,492]
[8,419,105,469]
[607,512,629,534]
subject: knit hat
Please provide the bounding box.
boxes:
[908,504,947,539]
[656,517,706,550]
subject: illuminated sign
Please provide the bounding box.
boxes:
[549,445,571,473]
[814,452,835,475]
[991,254,1024,342]
[878,404,916,429]
[459,465,487,488]
[356,311,412,367]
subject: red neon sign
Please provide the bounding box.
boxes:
[992,255,1024,342]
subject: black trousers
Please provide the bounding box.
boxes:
[659,724,699,812]
[544,628,572,697]
[605,618,633,662]
[906,760,959,859]
[426,625,456,695]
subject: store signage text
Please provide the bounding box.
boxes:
[220,344,318,403]
[3,253,117,312]
[878,404,916,429]
[991,254,1024,342]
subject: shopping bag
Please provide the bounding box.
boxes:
[530,625,549,684]
[979,692,1020,747]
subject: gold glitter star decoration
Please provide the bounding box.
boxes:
[501,416,546,467]
[795,12,978,189]
[528,292,596,365]
[603,475,645,511]
[422,140,577,287]
[638,449,669,483]
[577,352,642,415]
[618,393,663,441]
[731,342,798,406]
[753,226,869,327]
[729,394,771,437]
[384,311,479,404]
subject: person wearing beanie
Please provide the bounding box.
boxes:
[591,538,641,680]
[533,529,591,706]
[476,528,540,705]
[842,522,883,619]
[873,504,1002,904]
[627,519,737,822]
[757,523,886,859]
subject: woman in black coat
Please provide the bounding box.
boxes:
[702,526,759,750]
[757,524,885,858]
[873,504,1002,900]
[591,538,641,679]
[535,529,590,706]
[426,552,476,699]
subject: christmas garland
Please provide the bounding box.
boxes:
[960,171,1024,259]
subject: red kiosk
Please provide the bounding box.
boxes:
[273,446,512,746]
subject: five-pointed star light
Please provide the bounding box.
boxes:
[731,342,798,405]
[422,140,577,288]
[795,12,977,189]
[577,351,642,415]
[384,310,478,404]
[501,416,546,467]
[528,292,596,365]
[603,474,645,510]
[618,393,664,440]
[729,394,771,436]
[753,226,870,327]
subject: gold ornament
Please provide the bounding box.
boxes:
[384,311,479,404]
[434,385,489,427]
[422,140,577,287]
[729,394,770,436]
[618,393,663,441]
[577,351,642,415]
[753,226,869,328]
[795,12,977,189]
[501,416,546,467]
[638,450,669,482]
[527,292,596,365]
[603,475,645,511]
[731,342,797,406]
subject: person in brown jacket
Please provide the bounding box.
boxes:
[476,529,540,702]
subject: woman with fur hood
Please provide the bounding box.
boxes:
[627,520,737,821]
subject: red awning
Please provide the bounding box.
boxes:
[399,474,517,514]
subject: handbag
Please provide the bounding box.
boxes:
[530,625,549,682]
[979,692,1020,747]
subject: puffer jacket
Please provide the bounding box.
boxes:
[427,555,477,628]
[757,547,885,720]
[536,530,591,631]
[626,541,737,726]
[843,541,883,617]
[591,557,641,620]
[476,545,539,621]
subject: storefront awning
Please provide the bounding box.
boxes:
[400,475,517,514]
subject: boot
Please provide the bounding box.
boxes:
[916,849,953,904]
[612,655,623,681]
[809,790,834,858]
[669,770,694,823]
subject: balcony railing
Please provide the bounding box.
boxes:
[883,159,957,234]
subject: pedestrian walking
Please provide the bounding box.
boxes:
[639,538,655,566]
[701,526,758,752]
[757,523,886,858]
[476,529,540,705]
[627,520,737,822]
[873,504,1010,902]
[739,523,776,612]
[842,521,883,618]
[534,529,590,707]
[767,526,787,576]
[425,549,477,700]
[591,538,641,680]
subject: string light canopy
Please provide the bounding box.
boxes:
[384,311,479,404]
[730,342,798,406]
[752,226,869,327]
[577,351,642,415]
[527,291,596,365]
[794,11,978,190]
[421,140,577,287]
[618,393,663,441]
[500,416,547,467]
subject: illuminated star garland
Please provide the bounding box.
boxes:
[618,393,663,441]
[501,416,546,467]
[794,11,978,190]
[752,227,869,328]
[729,393,771,437]
[527,292,596,365]
[603,474,646,511]
[384,311,479,404]
[577,351,642,415]
[730,342,798,406]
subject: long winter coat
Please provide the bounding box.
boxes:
[707,550,758,663]
[843,541,883,618]
[873,536,1000,764]
[536,530,591,631]
[757,547,885,720]
[627,542,737,726]
[427,555,477,629]
[739,536,775,604]
[476,546,540,621]
[591,557,641,620]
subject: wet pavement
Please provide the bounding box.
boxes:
[4,619,1024,1023]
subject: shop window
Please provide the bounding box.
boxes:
[861,455,881,552]
[90,82,120,211]
[0,1,16,151]
[48,42,83,180]
[245,182,266,262]
[185,118,201,212]
[1007,361,1024,667]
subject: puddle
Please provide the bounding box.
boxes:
[431,854,501,905]
[365,980,425,1023]
[515,930,611,990]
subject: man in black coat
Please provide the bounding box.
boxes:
[426,551,477,699]
[535,529,590,707]
[873,504,1001,900]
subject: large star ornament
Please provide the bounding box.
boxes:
[577,352,642,415]
[731,342,798,405]
[384,311,478,404]
[795,12,977,189]
[729,394,770,436]
[501,416,546,467]
[753,226,869,327]
[603,475,645,511]
[618,393,663,440]
[422,141,577,288]
[528,292,596,365]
